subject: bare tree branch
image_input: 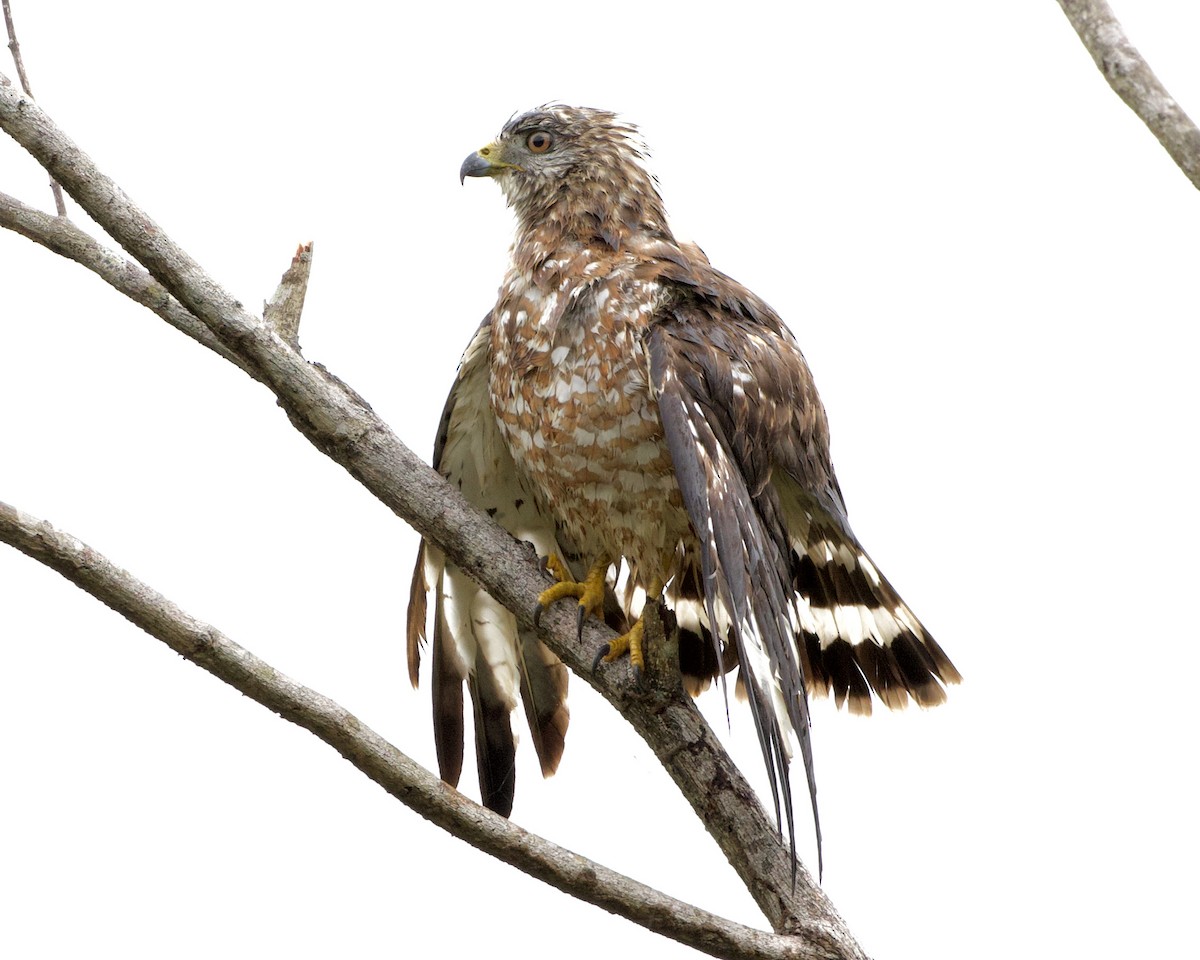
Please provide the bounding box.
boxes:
[2,0,66,214]
[263,241,313,351]
[0,500,831,960]
[0,74,863,955]
[0,190,255,377]
[1056,0,1200,189]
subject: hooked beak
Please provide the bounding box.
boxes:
[459,142,522,184]
[459,151,495,183]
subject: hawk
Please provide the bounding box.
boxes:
[407,105,960,873]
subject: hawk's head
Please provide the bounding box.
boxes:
[460,105,671,250]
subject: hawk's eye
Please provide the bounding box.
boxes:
[526,131,553,154]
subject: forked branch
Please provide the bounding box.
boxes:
[2,0,66,214]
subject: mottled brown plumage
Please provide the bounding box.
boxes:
[408,106,960,873]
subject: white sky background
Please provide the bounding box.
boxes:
[2,1,1197,957]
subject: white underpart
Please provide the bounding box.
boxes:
[443,566,480,673]
[423,318,564,699]
[470,589,521,712]
[423,545,466,678]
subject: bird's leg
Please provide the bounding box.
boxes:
[534,553,611,639]
[593,578,663,682]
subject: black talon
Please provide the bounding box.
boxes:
[592,644,611,672]
[533,602,545,628]
[632,664,643,686]
[576,605,586,641]
[538,555,550,574]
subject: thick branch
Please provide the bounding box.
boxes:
[1057,0,1200,189]
[0,76,862,956]
[0,501,818,960]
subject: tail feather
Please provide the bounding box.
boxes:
[518,628,570,778]
[408,540,571,815]
[406,542,430,689]
[470,667,517,816]
[777,474,961,716]
[431,599,465,787]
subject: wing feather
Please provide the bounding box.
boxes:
[405,315,569,814]
[648,256,958,877]
[650,322,819,878]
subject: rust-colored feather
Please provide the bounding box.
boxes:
[406,541,428,689]
[518,631,570,778]
[407,106,959,868]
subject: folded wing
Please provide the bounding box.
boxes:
[406,316,569,815]
[648,259,961,875]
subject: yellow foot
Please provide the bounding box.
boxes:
[592,618,646,680]
[539,553,570,582]
[533,555,610,639]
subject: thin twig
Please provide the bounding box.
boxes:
[0,190,255,377]
[2,0,66,215]
[1056,0,1200,190]
[0,501,823,960]
[0,75,863,956]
